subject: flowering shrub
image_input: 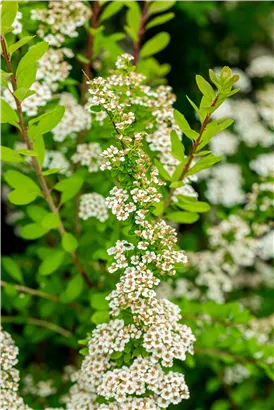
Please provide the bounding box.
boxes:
[1,2,273,410]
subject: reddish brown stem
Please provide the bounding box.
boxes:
[1,35,93,288]
[164,95,219,209]
[133,1,150,65]
[81,0,101,103]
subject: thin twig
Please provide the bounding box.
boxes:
[1,315,72,338]
[1,280,84,311]
[195,348,257,365]
[133,1,150,65]
[0,35,92,288]
[164,95,219,210]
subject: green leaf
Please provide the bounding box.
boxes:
[165,211,200,224]
[76,54,90,64]
[196,75,216,101]
[41,213,61,230]
[148,1,175,16]
[91,310,110,325]
[198,118,234,151]
[174,109,191,131]
[42,168,62,176]
[8,189,39,205]
[152,200,164,217]
[154,158,171,181]
[2,256,23,283]
[172,163,185,182]
[16,63,37,90]
[8,36,35,57]
[140,32,170,58]
[4,170,40,192]
[186,95,201,117]
[173,109,199,140]
[20,223,49,240]
[1,69,12,88]
[100,1,124,22]
[13,88,36,102]
[1,1,18,34]
[36,106,65,135]
[17,149,38,156]
[125,2,141,42]
[16,41,49,74]
[170,130,185,161]
[177,200,211,213]
[62,274,84,302]
[33,134,45,166]
[26,205,48,222]
[1,146,23,163]
[187,154,223,176]
[90,292,109,310]
[146,12,174,29]
[39,250,65,276]
[16,41,48,88]
[1,99,19,125]
[62,233,78,253]
[54,175,83,204]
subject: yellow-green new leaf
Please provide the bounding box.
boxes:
[146,12,174,30]
[100,1,124,22]
[196,75,216,101]
[8,36,35,57]
[187,154,222,176]
[177,200,211,213]
[1,147,23,163]
[125,3,141,42]
[1,1,18,34]
[13,88,36,102]
[140,32,170,58]
[166,211,200,224]
[148,1,175,16]
[170,130,185,161]
[1,99,19,125]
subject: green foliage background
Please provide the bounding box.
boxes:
[1,2,274,410]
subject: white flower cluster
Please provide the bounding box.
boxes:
[11,11,22,34]
[79,193,108,222]
[22,374,57,398]
[68,56,195,408]
[72,142,103,172]
[31,1,91,47]
[256,84,274,129]
[37,48,74,91]
[204,163,245,207]
[0,327,31,410]
[43,150,71,176]
[210,131,239,156]
[245,178,274,215]
[3,82,52,117]
[208,215,257,267]
[215,99,274,148]
[190,250,235,303]
[223,364,250,385]
[52,93,92,142]
[257,230,274,260]
[247,54,274,78]
[86,53,197,198]
[250,153,274,177]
